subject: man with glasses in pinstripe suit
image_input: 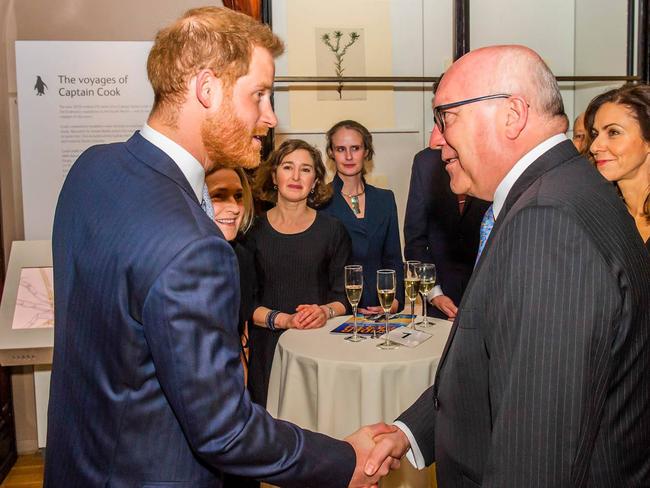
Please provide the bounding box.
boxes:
[365,45,650,487]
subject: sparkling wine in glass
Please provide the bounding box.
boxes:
[376,269,398,349]
[344,265,365,342]
[416,263,436,328]
[404,261,421,329]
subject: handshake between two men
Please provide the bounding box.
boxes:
[344,423,412,487]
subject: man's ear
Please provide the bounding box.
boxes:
[504,95,528,139]
[194,69,223,109]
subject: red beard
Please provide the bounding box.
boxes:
[201,98,267,170]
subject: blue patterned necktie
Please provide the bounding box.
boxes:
[476,204,495,264]
[200,183,215,220]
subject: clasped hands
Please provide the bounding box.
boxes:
[344,422,411,488]
[276,304,328,330]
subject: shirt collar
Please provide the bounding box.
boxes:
[140,124,205,202]
[492,133,567,219]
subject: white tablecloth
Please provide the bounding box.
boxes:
[266,316,452,488]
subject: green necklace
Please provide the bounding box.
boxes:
[341,186,365,215]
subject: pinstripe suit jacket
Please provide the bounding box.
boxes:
[45,133,356,488]
[398,140,650,487]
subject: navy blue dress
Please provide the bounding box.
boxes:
[320,174,404,310]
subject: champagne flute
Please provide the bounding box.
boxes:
[344,265,365,342]
[376,269,399,349]
[416,263,436,328]
[404,261,421,329]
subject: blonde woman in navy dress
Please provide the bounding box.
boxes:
[320,120,404,313]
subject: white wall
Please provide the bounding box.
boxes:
[471,0,576,126]
[573,0,629,118]
[471,0,630,133]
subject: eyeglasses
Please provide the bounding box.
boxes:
[433,93,511,133]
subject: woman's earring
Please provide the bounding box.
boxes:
[273,184,278,190]
[310,187,315,194]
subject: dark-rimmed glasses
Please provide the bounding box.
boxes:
[433,93,511,133]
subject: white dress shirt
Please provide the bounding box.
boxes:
[140,124,205,203]
[427,133,567,303]
[398,132,568,470]
[492,133,567,219]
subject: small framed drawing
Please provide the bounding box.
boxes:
[0,240,54,366]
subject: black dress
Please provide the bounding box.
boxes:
[232,240,257,337]
[246,212,351,407]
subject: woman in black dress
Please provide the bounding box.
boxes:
[206,166,259,488]
[247,139,351,407]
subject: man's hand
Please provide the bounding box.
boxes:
[432,294,458,319]
[345,423,401,487]
[358,299,398,315]
[363,427,411,478]
[358,305,383,315]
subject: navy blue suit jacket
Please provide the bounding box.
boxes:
[320,175,404,310]
[403,148,489,311]
[44,132,355,488]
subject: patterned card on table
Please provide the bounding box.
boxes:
[330,314,415,335]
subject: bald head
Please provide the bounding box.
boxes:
[438,45,565,123]
[429,45,568,201]
[572,112,586,152]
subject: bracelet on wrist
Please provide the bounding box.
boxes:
[266,309,280,331]
[325,305,335,320]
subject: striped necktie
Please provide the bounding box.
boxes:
[476,204,495,264]
[200,183,215,220]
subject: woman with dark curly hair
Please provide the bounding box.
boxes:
[246,139,351,406]
[586,84,650,250]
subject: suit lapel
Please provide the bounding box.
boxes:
[125,131,198,202]
[438,163,464,221]
[458,195,472,220]
[331,174,357,219]
[332,174,375,255]
[434,140,579,386]
[476,140,578,265]
[363,184,385,235]
[501,140,578,219]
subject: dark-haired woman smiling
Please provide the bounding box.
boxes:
[587,84,650,250]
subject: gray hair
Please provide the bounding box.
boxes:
[489,46,565,120]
